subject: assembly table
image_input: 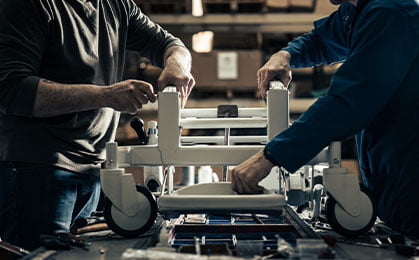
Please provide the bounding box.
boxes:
[22,206,409,260]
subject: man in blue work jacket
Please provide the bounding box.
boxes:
[231,0,419,237]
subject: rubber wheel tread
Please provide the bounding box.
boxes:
[104,184,157,238]
[325,184,377,237]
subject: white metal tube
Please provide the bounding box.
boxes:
[180,136,267,144]
[181,108,267,118]
[329,142,341,168]
[129,145,263,166]
[180,118,267,129]
[158,91,181,163]
[105,142,118,169]
[267,87,289,139]
[168,166,175,194]
[222,127,230,182]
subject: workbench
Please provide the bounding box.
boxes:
[22,207,408,260]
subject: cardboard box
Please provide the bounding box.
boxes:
[192,50,262,91]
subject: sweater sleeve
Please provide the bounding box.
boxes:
[0,0,51,117]
[126,0,186,68]
[265,6,417,172]
[282,3,355,68]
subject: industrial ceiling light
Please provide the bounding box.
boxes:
[192,0,204,17]
[192,31,214,53]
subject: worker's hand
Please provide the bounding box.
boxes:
[104,80,156,114]
[158,58,195,109]
[231,149,275,194]
[257,50,292,99]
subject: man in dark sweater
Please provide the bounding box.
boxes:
[0,0,194,250]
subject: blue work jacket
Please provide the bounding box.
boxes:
[264,0,419,236]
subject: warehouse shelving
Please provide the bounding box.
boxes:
[149,13,326,33]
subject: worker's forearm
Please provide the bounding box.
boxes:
[33,78,105,117]
[274,50,291,61]
[34,78,156,117]
[164,46,192,72]
[158,45,195,108]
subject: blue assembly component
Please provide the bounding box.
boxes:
[170,214,296,250]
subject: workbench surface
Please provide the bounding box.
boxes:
[23,212,409,260]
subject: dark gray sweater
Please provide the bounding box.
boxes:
[0,0,184,174]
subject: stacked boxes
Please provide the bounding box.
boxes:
[191,50,262,91]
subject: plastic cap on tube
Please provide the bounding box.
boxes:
[270,81,285,90]
[148,121,157,129]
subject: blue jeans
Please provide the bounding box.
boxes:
[0,162,100,250]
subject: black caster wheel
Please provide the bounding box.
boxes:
[104,184,157,237]
[325,185,376,237]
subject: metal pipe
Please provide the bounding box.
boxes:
[180,118,267,129]
[181,108,267,118]
[129,145,263,166]
[168,166,175,194]
[222,128,230,182]
[180,135,267,144]
[329,142,341,168]
[267,87,289,139]
[105,142,118,169]
[160,167,169,197]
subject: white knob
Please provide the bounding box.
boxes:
[270,81,285,90]
[163,86,177,92]
[147,120,157,128]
